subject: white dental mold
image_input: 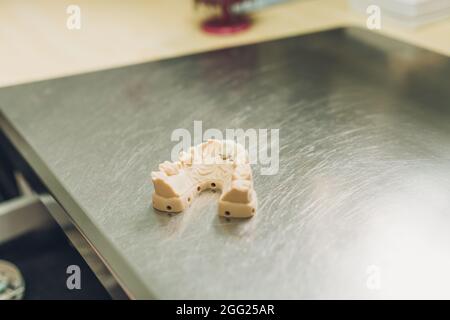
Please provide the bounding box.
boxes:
[151,139,257,218]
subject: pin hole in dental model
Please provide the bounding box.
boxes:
[151,139,257,218]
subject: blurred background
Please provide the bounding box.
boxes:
[0,0,449,88]
[0,0,449,299]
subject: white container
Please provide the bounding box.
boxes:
[349,0,450,27]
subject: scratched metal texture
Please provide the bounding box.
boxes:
[1,28,450,299]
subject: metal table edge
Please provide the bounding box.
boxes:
[0,108,155,299]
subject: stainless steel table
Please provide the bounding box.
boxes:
[1,28,450,299]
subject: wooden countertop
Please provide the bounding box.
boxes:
[1,0,449,87]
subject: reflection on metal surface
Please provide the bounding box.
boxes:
[0,27,449,298]
[0,260,25,300]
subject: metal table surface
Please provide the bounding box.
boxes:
[1,28,450,299]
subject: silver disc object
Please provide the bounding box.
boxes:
[0,260,25,300]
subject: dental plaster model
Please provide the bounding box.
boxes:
[151,139,257,218]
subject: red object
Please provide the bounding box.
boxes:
[196,0,252,35]
[202,15,251,35]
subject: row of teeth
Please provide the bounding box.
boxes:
[158,159,252,180]
[158,140,249,177]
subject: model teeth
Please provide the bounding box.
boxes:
[232,164,252,181]
[151,172,178,197]
[159,161,179,176]
[151,139,257,218]
[179,151,192,166]
[221,180,252,203]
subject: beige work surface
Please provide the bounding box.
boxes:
[1,0,449,87]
